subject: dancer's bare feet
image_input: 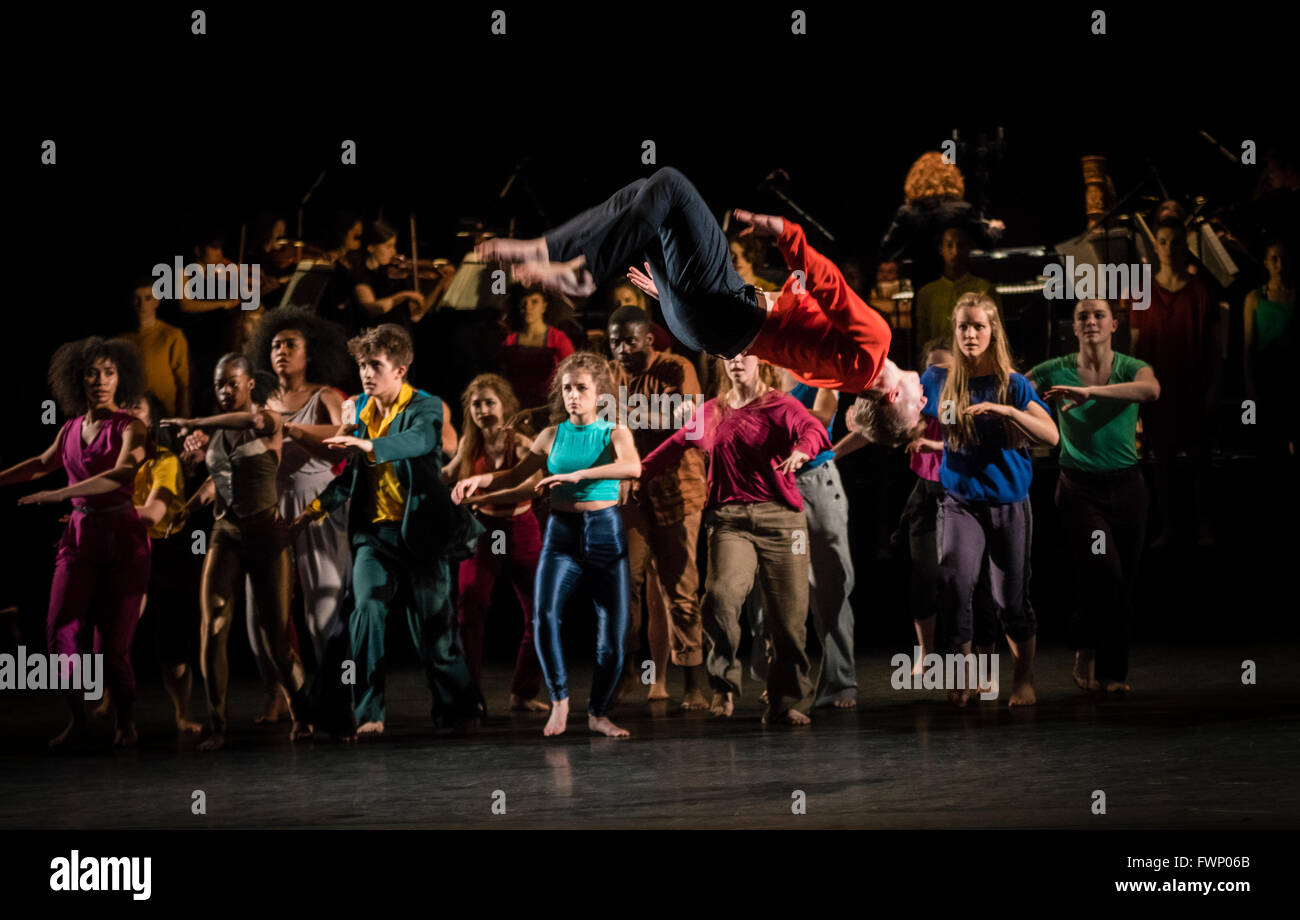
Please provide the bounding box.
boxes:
[48,717,90,749]
[763,708,811,726]
[175,715,203,734]
[709,692,734,717]
[680,689,709,711]
[1006,635,1036,708]
[509,694,551,712]
[475,236,548,266]
[197,731,225,752]
[588,714,630,738]
[543,698,569,737]
[254,690,289,725]
[356,720,385,738]
[1073,649,1099,692]
[647,683,670,701]
[511,257,596,298]
[289,721,314,742]
[1008,681,1037,707]
[112,722,139,748]
[1102,680,1132,694]
[831,692,857,710]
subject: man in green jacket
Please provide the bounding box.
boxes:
[294,324,484,737]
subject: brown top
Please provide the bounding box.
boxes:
[618,351,706,525]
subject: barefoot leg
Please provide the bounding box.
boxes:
[680,664,709,711]
[543,697,569,737]
[1006,635,1037,707]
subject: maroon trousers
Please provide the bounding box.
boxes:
[456,508,544,699]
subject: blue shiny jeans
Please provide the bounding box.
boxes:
[534,506,630,716]
[545,167,765,357]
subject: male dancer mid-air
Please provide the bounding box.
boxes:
[476,167,926,441]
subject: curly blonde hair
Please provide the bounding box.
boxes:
[903,152,966,203]
[547,352,617,424]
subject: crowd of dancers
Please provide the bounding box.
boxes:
[3,163,1295,749]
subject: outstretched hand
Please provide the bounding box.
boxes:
[626,262,659,302]
[732,209,784,239]
[774,450,810,475]
[1043,385,1092,412]
[323,435,374,454]
[534,471,581,495]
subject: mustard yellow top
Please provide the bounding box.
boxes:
[362,382,415,523]
[133,447,186,539]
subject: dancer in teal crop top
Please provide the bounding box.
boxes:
[546,418,621,502]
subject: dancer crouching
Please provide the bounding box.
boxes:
[452,353,641,738]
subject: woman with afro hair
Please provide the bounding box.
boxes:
[1,337,151,748]
[186,309,355,729]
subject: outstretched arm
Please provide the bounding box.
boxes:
[18,420,147,504]
[0,427,66,488]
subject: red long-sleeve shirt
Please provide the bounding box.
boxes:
[748,220,892,393]
[640,391,831,512]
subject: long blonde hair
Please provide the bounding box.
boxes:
[941,292,1026,451]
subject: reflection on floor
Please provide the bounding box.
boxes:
[1,644,1295,828]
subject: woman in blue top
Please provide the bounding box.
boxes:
[921,292,1057,707]
[452,352,642,738]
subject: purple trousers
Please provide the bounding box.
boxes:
[47,506,150,718]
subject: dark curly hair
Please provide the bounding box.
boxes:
[247,307,353,392]
[47,337,146,416]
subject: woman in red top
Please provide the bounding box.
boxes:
[641,352,831,725]
[441,374,549,713]
[501,288,576,423]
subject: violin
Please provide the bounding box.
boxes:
[386,254,455,283]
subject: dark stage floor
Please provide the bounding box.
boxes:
[2,644,1296,829]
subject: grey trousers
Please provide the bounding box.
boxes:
[248,486,350,684]
[744,461,857,706]
[936,493,1036,647]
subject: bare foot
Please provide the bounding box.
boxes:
[709,692,735,718]
[511,257,596,298]
[175,716,203,734]
[763,708,811,726]
[356,721,385,738]
[509,694,551,712]
[475,236,547,265]
[647,684,670,701]
[197,731,226,752]
[112,723,139,748]
[831,693,857,710]
[1073,650,1099,692]
[290,721,314,742]
[588,714,630,738]
[48,717,90,749]
[1102,680,1132,694]
[254,691,289,725]
[543,698,570,737]
[680,689,709,711]
[1008,681,1037,707]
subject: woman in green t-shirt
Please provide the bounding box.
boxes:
[1028,299,1161,694]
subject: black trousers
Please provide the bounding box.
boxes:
[545,167,766,357]
[1054,466,1148,683]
